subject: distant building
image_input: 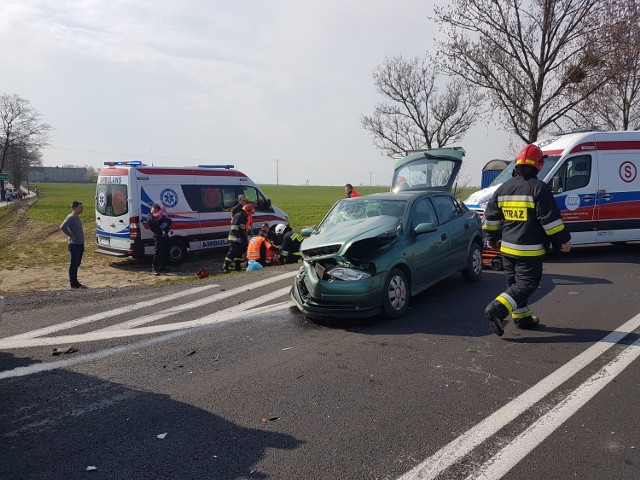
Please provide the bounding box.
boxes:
[28,166,89,183]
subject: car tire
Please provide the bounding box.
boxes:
[168,239,188,264]
[382,268,409,318]
[462,242,482,281]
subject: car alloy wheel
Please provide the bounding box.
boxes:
[382,268,409,318]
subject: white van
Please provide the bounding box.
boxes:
[95,162,288,263]
[465,130,640,245]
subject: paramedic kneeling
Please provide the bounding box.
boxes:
[483,144,571,337]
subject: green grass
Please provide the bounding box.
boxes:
[28,183,96,226]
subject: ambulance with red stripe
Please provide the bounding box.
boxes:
[465,130,640,246]
[95,162,288,263]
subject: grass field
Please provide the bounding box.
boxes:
[24,183,477,231]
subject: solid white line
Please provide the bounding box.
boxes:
[0,288,292,348]
[6,270,297,340]
[0,302,290,380]
[468,336,640,480]
[396,312,640,480]
[3,284,219,340]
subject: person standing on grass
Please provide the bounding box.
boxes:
[345,183,361,198]
[60,200,86,289]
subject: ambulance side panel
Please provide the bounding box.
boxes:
[594,147,640,243]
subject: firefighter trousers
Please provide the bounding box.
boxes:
[496,255,543,317]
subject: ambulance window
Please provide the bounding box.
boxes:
[554,155,592,192]
[96,183,128,217]
[198,186,223,212]
[220,187,237,210]
[242,187,269,212]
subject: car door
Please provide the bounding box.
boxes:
[431,194,470,268]
[407,196,451,291]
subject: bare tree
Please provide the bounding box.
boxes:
[563,0,640,130]
[433,0,617,143]
[362,55,484,158]
[0,93,52,173]
[6,144,42,189]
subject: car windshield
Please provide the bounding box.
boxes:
[322,198,407,226]
[489,155,560,186]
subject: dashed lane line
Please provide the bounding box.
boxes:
[397,311,640,480]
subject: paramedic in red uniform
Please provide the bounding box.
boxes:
[483,144,572,336]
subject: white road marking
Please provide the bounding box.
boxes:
[467,336,640,479]
[397,312,640,480]
[0,302,290,380]
[0,288,292,348]
[3,284,219,340]
[5,270,297,340]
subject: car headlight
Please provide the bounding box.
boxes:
[327,267,372,281]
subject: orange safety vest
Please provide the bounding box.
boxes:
[247,235,272,261]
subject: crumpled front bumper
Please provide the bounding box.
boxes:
[290,263,384,319]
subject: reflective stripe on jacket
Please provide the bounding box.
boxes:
[483,175,571,257]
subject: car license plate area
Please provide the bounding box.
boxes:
[98,236,110,246]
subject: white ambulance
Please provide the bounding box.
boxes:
[465,130,640,245]
[95,162,289,263]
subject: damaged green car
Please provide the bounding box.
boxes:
[290,190,483,319]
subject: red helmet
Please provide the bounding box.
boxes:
[243,203,255,215]
[515,144,546,171]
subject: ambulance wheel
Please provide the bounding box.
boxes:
[168,239,188,264]
[382,268,409,318]
[462,243,482,281]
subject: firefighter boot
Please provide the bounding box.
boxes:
[515,314,540,330]
[484,301,509,337]
[222,260,232,273]
[235,261,243,271]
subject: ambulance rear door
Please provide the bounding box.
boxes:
[594,148,640,243]
[95,167,133,254]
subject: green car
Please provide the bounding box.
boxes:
[290,190,484,319]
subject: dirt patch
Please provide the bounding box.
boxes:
[0,200,229,294]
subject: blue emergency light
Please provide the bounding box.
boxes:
[197,164,234,169]
[103,160,144,166]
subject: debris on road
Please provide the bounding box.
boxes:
[157,432,167,439]
[52,346,78,356]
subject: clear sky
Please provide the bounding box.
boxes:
[1,0,513,187]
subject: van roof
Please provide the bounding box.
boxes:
[538,130,640,156]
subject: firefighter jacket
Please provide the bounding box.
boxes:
[483,175,571,257]
[247,235,278,262]
[228,211,250,243]
[281,231,303,263]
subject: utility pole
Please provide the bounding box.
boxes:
[369,171,372,186]
[274,158,280,186]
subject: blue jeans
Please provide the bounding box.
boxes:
[68,244,84,286]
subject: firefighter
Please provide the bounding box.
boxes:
[344,183,361,198]
[246,227,279,267]
[483,144,572,337]
[275,223,303,264]
[223,203,254,272]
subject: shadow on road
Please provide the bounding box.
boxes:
[0,352,302,480]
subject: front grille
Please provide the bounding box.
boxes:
[301,244,341,259]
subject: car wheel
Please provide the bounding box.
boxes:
[462,242,482,281]
[382,268,409,318]
[168,239,188,264]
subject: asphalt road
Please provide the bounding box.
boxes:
[1,243,639,480]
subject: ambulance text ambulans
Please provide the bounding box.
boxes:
[95,162,288,263]
[464,130,640,245]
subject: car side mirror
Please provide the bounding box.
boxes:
[551,176,563,193]
[414,222,437,235]
[301,227,316,236]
